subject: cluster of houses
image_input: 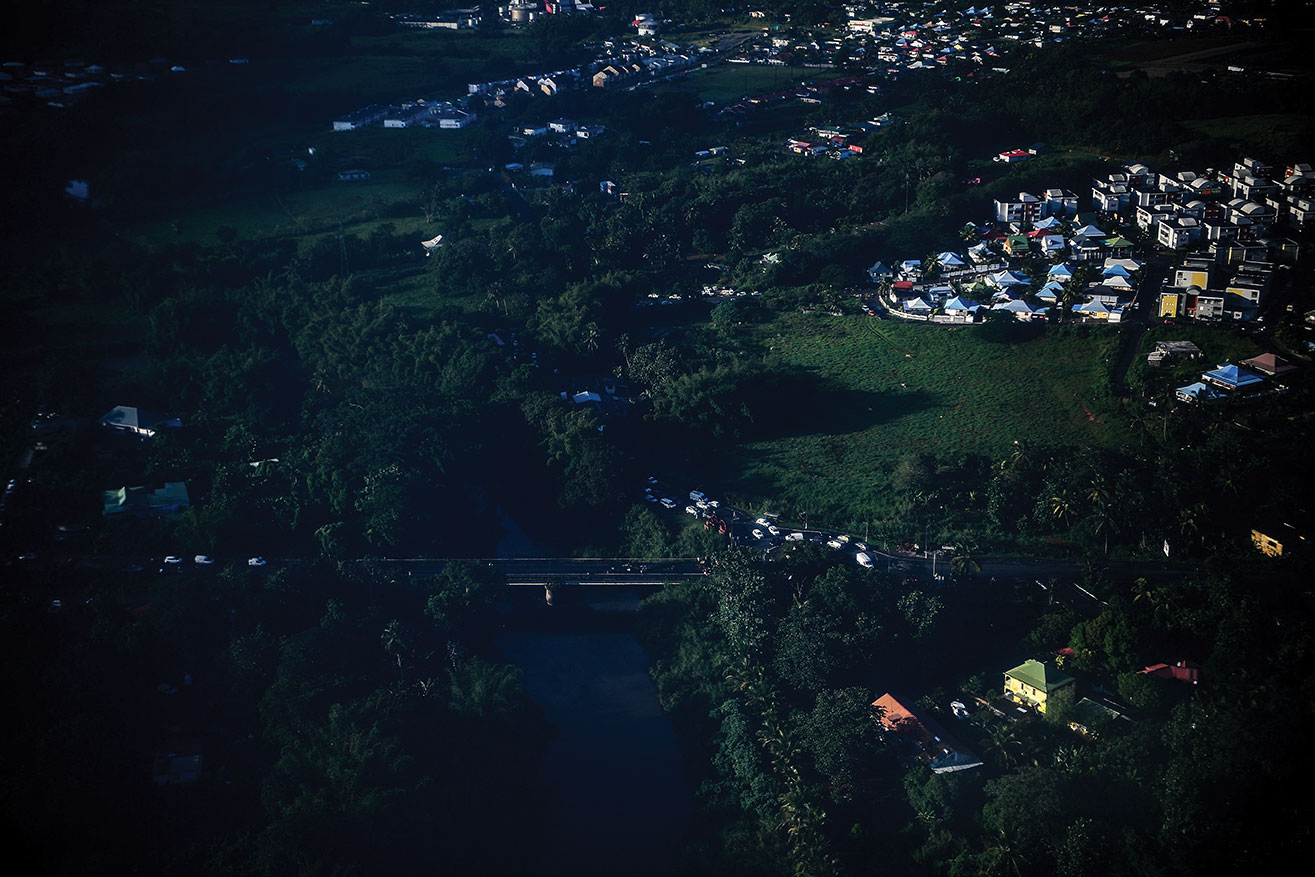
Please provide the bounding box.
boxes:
[1174,352,1297,405]
[1140,157,1309,325]
[872,150,1305,326]
[725,0,1146,75]
[331,100,474,132]
[878,649,1206,773]
[1100,157,1309,252]
[785,120,871,160]
[872,217,1142,325]
[389,8,485,30]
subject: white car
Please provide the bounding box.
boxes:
[767,525,780,536]
[754,517,771,528]
[751,528,764,539]
[660,498,677,509]
[695,500,709,510]
[194,555,214,565]
[855,552,874,568]
[163,556,183,564]
[853,541,868,552]
[707,500,720,508]
[826,539,843,549]
[685,505,699,516]
[248,557,267,567]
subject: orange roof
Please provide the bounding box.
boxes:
[873,693,915,729]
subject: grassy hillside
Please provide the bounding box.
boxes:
[673,314,1128,530]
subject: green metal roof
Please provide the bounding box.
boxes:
[1004,659,1074,693]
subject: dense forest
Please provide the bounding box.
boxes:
[639,545,1315,875]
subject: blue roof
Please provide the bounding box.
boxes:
[1203,363,1264,389]
[944,296,980,311]
[1177,382,1224,402]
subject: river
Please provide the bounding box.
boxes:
[496,589,690,877]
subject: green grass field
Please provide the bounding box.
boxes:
[1180,114,1315,162]
[123,174,432,250]
[676,314,1128,529]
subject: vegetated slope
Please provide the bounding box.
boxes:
[689,314,1125,527]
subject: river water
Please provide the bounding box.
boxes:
[496,590,690,877]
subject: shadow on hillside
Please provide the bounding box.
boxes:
[763,370,936,440]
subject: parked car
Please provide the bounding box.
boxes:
[785,532,804,542]
[751,528,764,539]
[248,557,267,567]
[855,552,873,568]
[660,498,677,509]
[163,556,183,564]
[826,539,843,549]
[685,505,699,516]
[194,555,214,565]
[754,517,771,528]
[644,494,658,502]
[689,490,706,502]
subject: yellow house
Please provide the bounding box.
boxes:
[1252,529,1283,557]
[1003,659,1075,715]
[1158,291,1181,318]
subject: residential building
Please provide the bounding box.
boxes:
[1003,659,1075,715]
[1042,188,1079,217]
[993,191,1044,224]
[99,406,179,438]
[873,693,983,773]
[102,482,191,518]
[1139,660,1201,683]
[1173,257,1214,289]
[1240,353,1296,378]
[1068,697,1133,738]
[332,104,389,131]
[1201,362,1265,392]
[1156,216,1201,249]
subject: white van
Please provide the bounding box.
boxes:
[689,490,706,502]
[785,532,804,542]
[855,552,873,568]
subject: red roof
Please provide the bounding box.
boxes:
[1140,660,1200,683]
[1241,353,1296,376]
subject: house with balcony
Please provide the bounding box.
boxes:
[1003,659,1075,715]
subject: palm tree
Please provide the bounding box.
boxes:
[380,620,407,680]
[980,829,1030,877]
[1086,483,1119,555]
[950,543,982,578]
[1050,490,1075,527]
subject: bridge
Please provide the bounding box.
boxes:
[393,557,706,586]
